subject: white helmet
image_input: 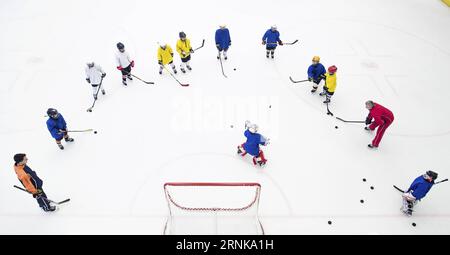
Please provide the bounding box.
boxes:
[248,123,258,133]
[271,25,277,30]
[219,24,226,28]
[87,61,94,67]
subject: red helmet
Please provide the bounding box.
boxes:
[328,65,337,73]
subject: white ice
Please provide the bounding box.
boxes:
[1,0,450,234]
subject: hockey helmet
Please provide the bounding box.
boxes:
[13,153,26,164]
[312,56,320,62]
[249,123,259,133]
[271,25,277,30]
[117,42,125,50]
[179,31,186,39]
[426,171,438,181]
[47,108,59,119]
[328,65,337,73]
[87,61,94,68]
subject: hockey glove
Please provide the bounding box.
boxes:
[364,126,371,131]
[171,53,174,57]
[86,78,90,83]
[33,189,43,198]
[308,77,312,82]
[158,60,163,65]
[365,117,372,125]
[117,66,123,70]
[101,73,106,78]
[278,41,283,45]
[190,48,194,53]
[131,60,135,68]
[262,41,266,45]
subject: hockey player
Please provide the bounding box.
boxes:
[307,56,326,93]
[46,108,74,150]
[158,43,177,75]
[237,121,270,166]
[115,42,135,86]
[401,171,438,216]
[176,32,194,73]
[319,65,337,104]
[13,153,56,212]
[364,100,394,148]
[215,25,231,60]
[262,25,283,58]
[85,62,106,100]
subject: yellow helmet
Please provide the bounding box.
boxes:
[312,56,320,62]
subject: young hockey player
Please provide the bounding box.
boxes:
[320,65,337,104]
[176,32,194,73]
[13,153,56,212]
[237,121,270,166]
[401,171,438,216]
[262,25,283,58]
[46,108,74,150]
[364,100,394,148]
[85,62,106,100]
[158,43,177,75]
[215,25,231,60]
[307,56,326,93]
[115,42,134,86]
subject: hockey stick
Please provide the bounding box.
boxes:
[192,39,205,51]
[63,129,94,133]
[393,185,405,193]
[336,117,365,123]
[163,65,189,87]
[122,70,154,84]
[218,55,228,78]
[284,40,299,45]
[13,185,70,205]
[435,178,448,184]
[267,40,298,46]
[87,77,103,112]
[289,77,309,83]
[394,179,448,193]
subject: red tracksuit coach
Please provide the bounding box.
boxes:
[365,100,394,148]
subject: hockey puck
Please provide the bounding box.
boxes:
[87,109,92,112]
[94,131,97,134]
[360,199,364,203]
[328,221,332,225]
[370,186,374,190]
[269,105,271,108]
[335,126,338,129]
[363,178,367,182]
[412,223,416,227]
[230,125,233,128]
[233,68,236,71]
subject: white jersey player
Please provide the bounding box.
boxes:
[85,62,106,100]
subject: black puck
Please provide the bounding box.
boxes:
[370,186,374,190]
[412,223,416,227]
[269,105,271,108]
[233,68,236,71]
[360,199,364,203]
[363,178,367,182]
[335,126,338,129]
[328,221,332,225]
[94,131,97,134]
[230,125,233,128]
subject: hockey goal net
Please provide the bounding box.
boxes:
[163,182,264,235]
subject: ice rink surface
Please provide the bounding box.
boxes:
[1,0,449,234]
